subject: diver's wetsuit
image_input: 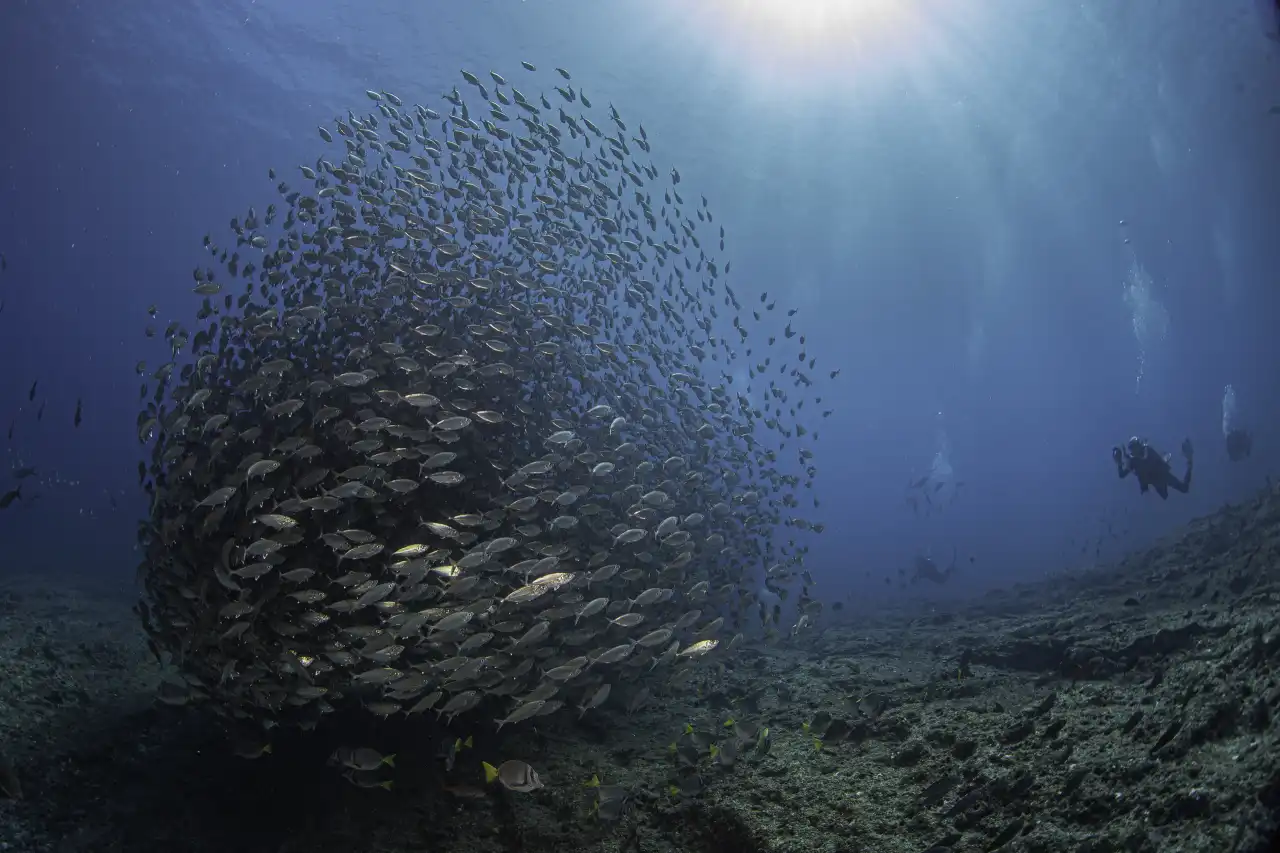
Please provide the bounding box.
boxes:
[1115,442,1192,500]
[1226,428,1253,462]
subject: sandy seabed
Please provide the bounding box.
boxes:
[2,485,1279,853]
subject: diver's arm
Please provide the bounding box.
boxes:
[1113,447,1130,479]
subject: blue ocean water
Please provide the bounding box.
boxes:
[0,1,1279,850]
[4,0,1277,599]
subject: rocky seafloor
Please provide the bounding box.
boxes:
[3,484,1280,853]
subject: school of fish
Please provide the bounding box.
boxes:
[132,63,835,760]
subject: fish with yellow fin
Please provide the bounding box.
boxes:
[482,759,543,793]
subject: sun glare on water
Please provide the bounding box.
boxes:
[714,0,912,55]
[674,0,929,87]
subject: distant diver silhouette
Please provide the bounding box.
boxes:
[1257,0,1280,41]
[1225,428,1253,462]
[1113,436,1192,500]
[910,549,956,585]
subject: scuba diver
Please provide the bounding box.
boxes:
[909,548,957,585]
[1226,428,1253,462]
[1112,436,1193,499]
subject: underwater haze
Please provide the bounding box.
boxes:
[3,0,1279,600]
[2,1,1280,596]
[5,2,1280,852]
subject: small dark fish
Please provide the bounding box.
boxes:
[0,486,21,510]
[74,398,82,427]
[5,421,11,440]
[440,783,487,800]
[27,380,36,401]
[11,467,36,479]
[36,401,44,422]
